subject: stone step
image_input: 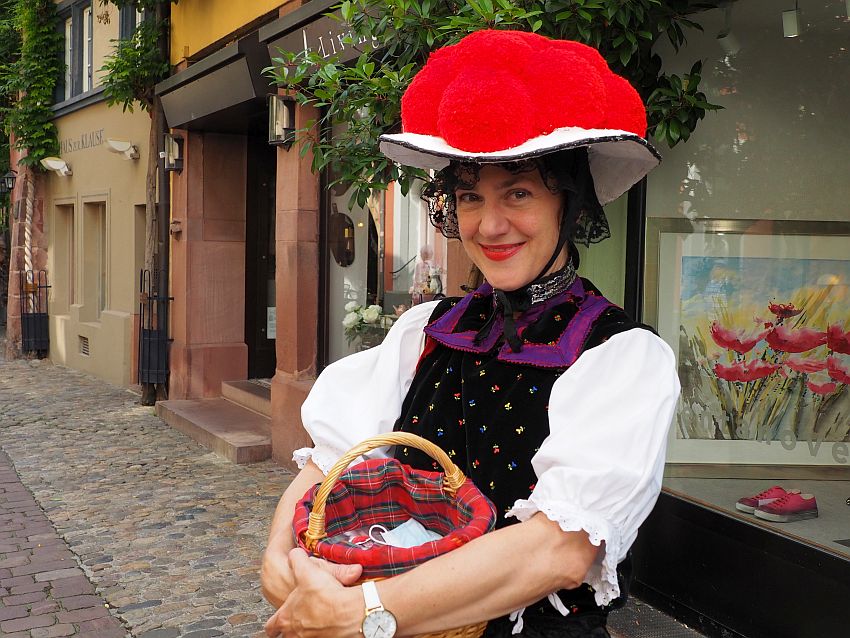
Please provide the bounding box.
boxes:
[221,379,272,417]
[155,398,271,464]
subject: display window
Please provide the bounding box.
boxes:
[323,177,446,364]
[645,0,850,557]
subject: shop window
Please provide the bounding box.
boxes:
[56,1,94,102]
[323,168,446,364]
[645,0,850,555]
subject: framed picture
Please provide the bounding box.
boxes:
[645,218,850,468]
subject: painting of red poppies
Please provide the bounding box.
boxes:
[676,254,850,449]
[646,219,850,465]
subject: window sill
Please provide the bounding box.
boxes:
[52,85,106,119]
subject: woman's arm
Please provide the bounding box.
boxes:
[260,460,361,608]
[265,511,598,637]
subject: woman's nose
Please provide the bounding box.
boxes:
[477,203,511,237]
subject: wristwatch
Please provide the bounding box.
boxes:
[360,580,397,638]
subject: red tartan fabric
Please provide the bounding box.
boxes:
[293,458,497,578]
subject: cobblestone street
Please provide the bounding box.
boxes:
[0,341,293,637]
[0,332,706,638]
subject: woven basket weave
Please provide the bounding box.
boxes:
[300,432,489,638]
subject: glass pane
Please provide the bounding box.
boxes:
[645,0,850,556]
[83,7,92,92]
[64,18,72,100]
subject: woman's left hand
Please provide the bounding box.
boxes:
[264,549,363,638]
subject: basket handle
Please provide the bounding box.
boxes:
[303,432,466,551]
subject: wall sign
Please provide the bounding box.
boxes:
[59,128,105,154]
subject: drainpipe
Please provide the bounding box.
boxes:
[155,0,172,400]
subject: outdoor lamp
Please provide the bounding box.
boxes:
[162,133,184,173]
[106,138,140,160]
[0,170,16,194]
[268,94,296,149]
[40,157,73,176]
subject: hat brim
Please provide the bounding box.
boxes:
[379,127,661,205]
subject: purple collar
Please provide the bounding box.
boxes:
[423,277,615,368]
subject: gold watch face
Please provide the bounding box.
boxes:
[362,608,397,638]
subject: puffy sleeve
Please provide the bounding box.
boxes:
[506,328,680,607]
[293,301,439,474]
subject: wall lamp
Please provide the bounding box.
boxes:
[0,170,16,194]
[783,2,801,38]
[106,138,140,160]
[40,157,73,176]
[268,94,296,149]
[162,133,183,173]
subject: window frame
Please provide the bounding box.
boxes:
[56,0,94,103]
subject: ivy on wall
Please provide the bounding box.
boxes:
[0,0,62,168]
[0,0,21,230]
[99,0,175,112]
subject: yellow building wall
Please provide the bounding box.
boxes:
[45,101,151,387]
[93,3,119,86]
[170,0,289,64]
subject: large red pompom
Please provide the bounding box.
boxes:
[402,45,460,134]
[401,29,648,150]
[600,73,647,136]
[438,67,535,153]
[525,51,606,134]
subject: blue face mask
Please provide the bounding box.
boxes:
[368,519,443,548]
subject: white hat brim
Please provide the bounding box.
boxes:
[379,127,661,205]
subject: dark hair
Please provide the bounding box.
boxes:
[420,147,610,247]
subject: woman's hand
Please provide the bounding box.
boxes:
[265,549,363,638]
[262,543,362,609]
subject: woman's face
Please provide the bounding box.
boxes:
[456,164,566,291]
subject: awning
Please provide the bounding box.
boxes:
[155,32,273,134]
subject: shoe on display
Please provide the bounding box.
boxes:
[735,486,800,514]
[753,492,819,523]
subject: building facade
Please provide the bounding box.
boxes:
[12,1,153,385]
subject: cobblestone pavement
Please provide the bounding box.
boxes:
[0,344,293,637]
[0,331,706,638]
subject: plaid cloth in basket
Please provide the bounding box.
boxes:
[293,457,497,578]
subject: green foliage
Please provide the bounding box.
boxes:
[0,0,62,168]
[100,17,170,112]
[0,0,20,181]
[270,0,721,209]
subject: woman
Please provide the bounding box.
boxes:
[261,29,679,638]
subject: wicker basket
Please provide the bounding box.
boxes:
[300,432,489,638]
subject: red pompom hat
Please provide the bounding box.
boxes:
[379,29,661,205]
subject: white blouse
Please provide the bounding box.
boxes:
[295,299,680,608]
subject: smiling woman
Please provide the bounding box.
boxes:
[262,29,679,638]
[455,166,565,293]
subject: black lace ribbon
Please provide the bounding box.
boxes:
[473,263,577,353]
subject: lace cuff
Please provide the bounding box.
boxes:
[506,498,622,608]
[292,446,340,475]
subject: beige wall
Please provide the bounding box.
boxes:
[45,101,151,386]
[93,3,119,86]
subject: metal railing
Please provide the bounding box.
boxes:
[138,269,171,385]
[19,269,49,356]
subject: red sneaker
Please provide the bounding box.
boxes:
[735,486,799,514]
[754,492,818,522]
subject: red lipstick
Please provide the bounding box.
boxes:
[480,243,523,261]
